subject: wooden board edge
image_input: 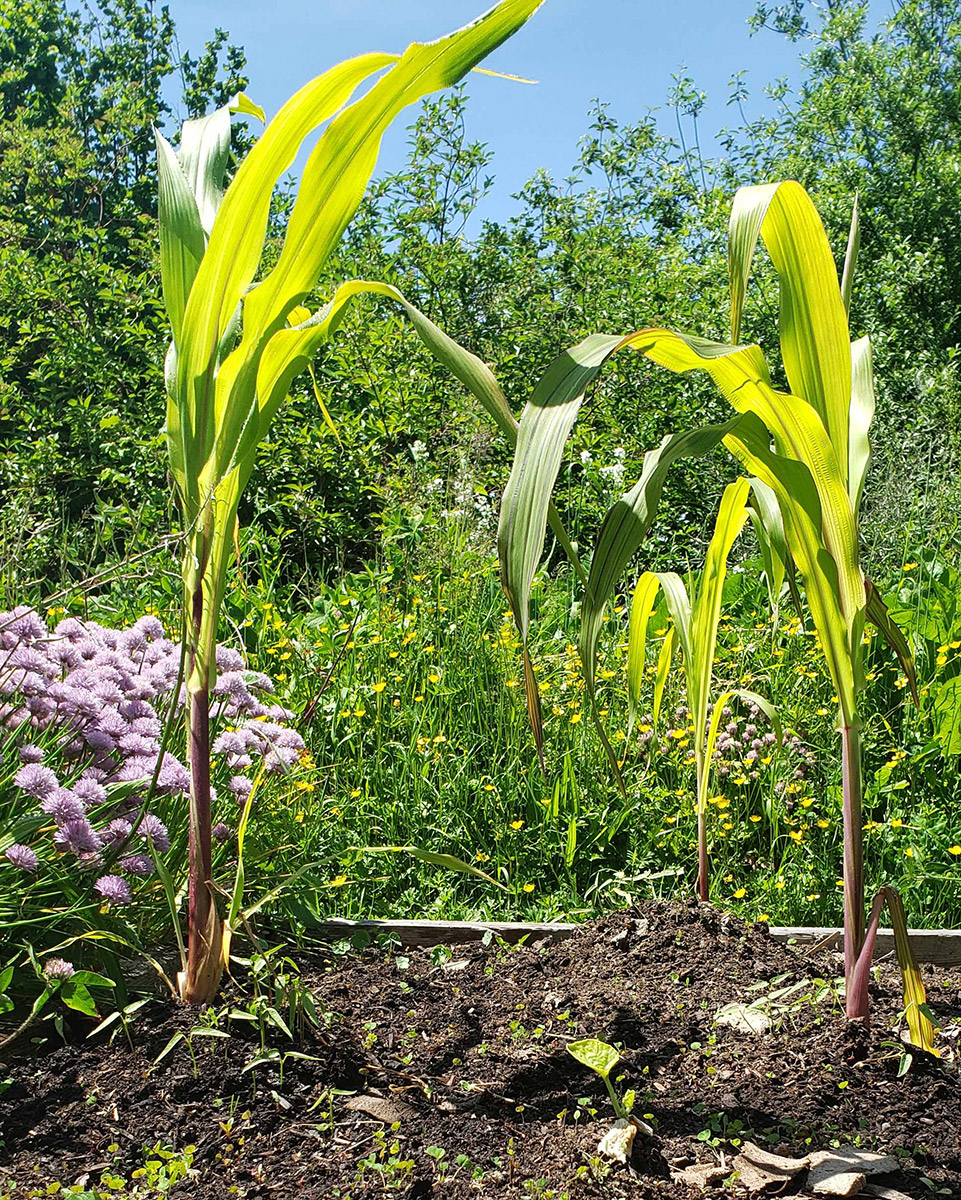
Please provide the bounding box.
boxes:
[309,917,961,963]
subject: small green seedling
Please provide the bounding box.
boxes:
[566,1038,634,1120]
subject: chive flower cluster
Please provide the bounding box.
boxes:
[1,606,303,903]
[642,700,816,785]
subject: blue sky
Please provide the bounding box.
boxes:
[165,1,837,224]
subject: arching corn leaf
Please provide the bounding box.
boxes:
[729,180,851,480]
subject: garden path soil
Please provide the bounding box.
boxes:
[1,900,958,1199]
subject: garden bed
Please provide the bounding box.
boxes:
[1,899,958,1199]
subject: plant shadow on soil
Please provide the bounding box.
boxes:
[0,899,958,1199]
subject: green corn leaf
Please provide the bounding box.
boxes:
[850,887,936,1054]
[865,579,919,705]
[173,53,395,497]
[205,1,547,501]
[689,478,751,755]
[617,328,865,724]
[849,335,875,519]
[705,687,781,811]
[840,192,860,316]
[722,416,859,721]
[729,180,851,480]
[747,476,788,615]
[627,572,662,739]
[578,415,749,701]
[499,333,622,651]
[155,131,205,351]
[652,625,675,733]
[355,845,506,890]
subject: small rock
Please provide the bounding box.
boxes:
[597,1116,652,1163]
[865,1186,913,1200]
[671,1161,729,1188]
[715,1002,772,1035]
[732,1140,809,1192]
[344,1093,417,1123]
[807,1147,897,1196]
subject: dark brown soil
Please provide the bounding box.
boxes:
[1,900,958,1199]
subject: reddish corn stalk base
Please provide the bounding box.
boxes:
[180,686,222,1005]
[697,809,709,903]
[841,721,866,1017]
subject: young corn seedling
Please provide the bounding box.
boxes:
[498,181,932,1050]
[156,0,546,1004]
[626,478,779,900]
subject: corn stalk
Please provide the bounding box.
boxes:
[626,479,779,900]
[497,181,933,1050]
[156,0,546,1004]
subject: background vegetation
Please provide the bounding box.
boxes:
[2,0,960,958]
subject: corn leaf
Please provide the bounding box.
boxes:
[729,181,851,480]
[849,334,875,519]
[849,887,936,1054]
[748,476,788,617]
[355,845,505,889]
[705,687,781,803]
[688,478,751,756]
[865,579,919,705]
[652,625,676,732]
[627,572,662,738]
[840,192,860,316]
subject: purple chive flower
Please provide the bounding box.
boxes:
[118,628,148,657]
[9,646,51,675]
[212,823,233,842]
[5,843,38,872]
[102,818,134,847]
[3,606,45,642]
[214,672,250,699]
[133,615,164,642]
[19,743,44,763]
[119,732,159,757]
[54,819,102,855]
[41,790,88,824]
[14,762,60,800]
[228,775,253,799]
[83,728,116,754]
[73,777,108,809]
[264,746,299,775]
[212,731,246,756]
[139,814,170,853]
[94,874,131,904]
[155,754,189,794]
[119,853,153,876]
[129,716,162,738]
[42,957,75,981]
[215,646,245,673]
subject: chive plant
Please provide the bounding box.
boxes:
[155,0,545,1003]
[498,181,934,1050]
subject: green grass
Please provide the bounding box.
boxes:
[2,510,959,987]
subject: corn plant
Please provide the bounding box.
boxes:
[156,0,545,1003]
[626,478,779,901]
[498,181,933,1049]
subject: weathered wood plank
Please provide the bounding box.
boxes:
[769,926,961,965]
[313,918,961,963]
[314,918,578,947]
